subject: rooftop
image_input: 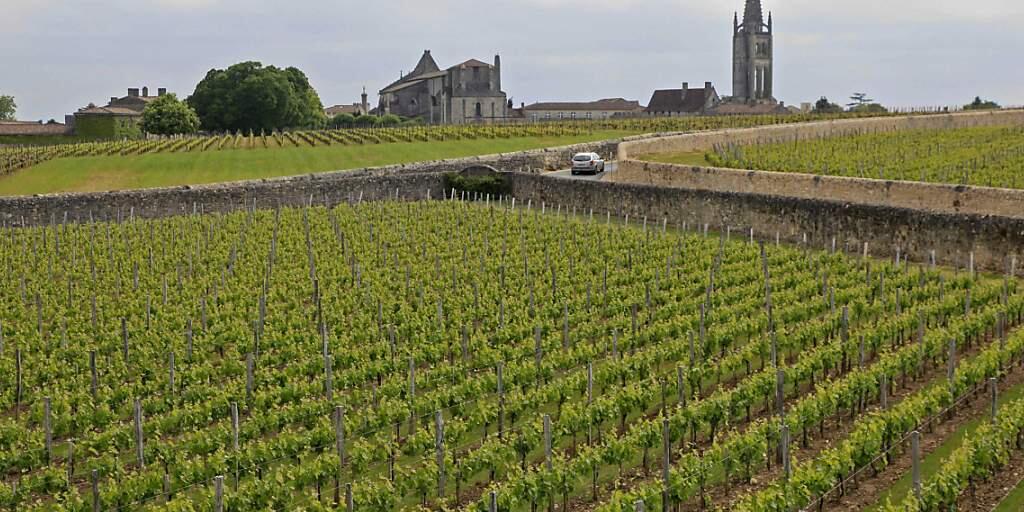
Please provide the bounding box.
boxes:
[645,85,716,114]
[523,98,644,111]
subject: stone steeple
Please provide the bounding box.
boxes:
[743,0,764,28]
[732,0,775,103]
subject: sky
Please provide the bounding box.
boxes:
[3,0,1023,121]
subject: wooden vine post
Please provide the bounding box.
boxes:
[912,431,922,503]
[133,398,145,468]
[436,411,446,498]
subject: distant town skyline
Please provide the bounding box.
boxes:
[3,0,1022,121]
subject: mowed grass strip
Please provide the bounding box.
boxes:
[0,130,633,196]
[868,379,1024,511]
[994,475,1024,511]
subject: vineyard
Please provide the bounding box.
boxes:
[2,198,1024,512]
[704,124,1024,189]
[0,113,880,179]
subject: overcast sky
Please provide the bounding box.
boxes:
[3,0,1022,121]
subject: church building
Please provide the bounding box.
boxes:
[732,0,775,103]
[378,50,509,125]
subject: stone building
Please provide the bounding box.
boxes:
[324,88,371,118]
[644,82,721,116]
[520,98,645,121]
[73,86,167,139]
[378,50,509,124]
[0,121,71,137]
[732,0,775,103]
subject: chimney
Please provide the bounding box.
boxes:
[142,86,149,97]
[158,88,167,96]
[128,88,140,97]
[705,81,713,90]
[111,97,118,104]
[682,82,688,100]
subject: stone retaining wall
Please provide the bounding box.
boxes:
[614,110,1024,218]
[507,172,1023,272]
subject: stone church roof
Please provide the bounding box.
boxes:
[380,50,442,94]
[379,51,498,95]
[451,59,492,69]
[410,50,440,76]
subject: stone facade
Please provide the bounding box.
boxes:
[732,0,774,103]
[379,51,508,124]
[324,89,370,117]
[521,98,645,122]
[73,86,167,139]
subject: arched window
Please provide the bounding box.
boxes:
[475,102,482,117]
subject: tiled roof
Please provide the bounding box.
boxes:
[645,88,713,114]
[523,98,644,111]
[324,104,362,116]
[76,106,143,116]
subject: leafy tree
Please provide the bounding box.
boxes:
[846,92,874,108]
[141,93,200,135]
[848,103,888,114]
[352,114,377,127]
[812,97,842,114]
[328,113,356,129]
[378,114,402,127]
[964,96,1000,110]
[0,95,15,121]
[187,61,326,133]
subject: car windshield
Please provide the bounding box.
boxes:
[573,155,593,161]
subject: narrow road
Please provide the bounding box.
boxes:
[546,161,618,181]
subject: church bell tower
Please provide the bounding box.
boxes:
[733,0,775,103]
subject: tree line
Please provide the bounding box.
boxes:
[141,61,415,136]
[812,93,1001,115]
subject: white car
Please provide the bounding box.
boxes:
[571,153,606,175]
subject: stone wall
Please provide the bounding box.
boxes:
[614,161,1024,219]
[614,109,1024,218]
[0,122,72,136]
[506,172,1024,272]
[0,167,449,225]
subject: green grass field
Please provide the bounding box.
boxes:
[0,131,632,196]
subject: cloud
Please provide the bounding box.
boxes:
[2,0,1022,120]
[153,0,222,8]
